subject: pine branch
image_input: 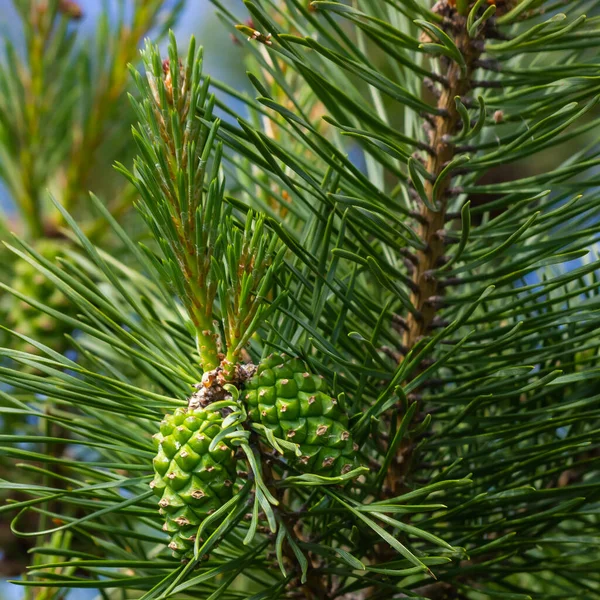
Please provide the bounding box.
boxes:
[404,20,482,347]
[60,1,174,216]
[387,2,489,499]
[2,1,600,599]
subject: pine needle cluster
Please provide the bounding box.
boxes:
[1,1,600,599]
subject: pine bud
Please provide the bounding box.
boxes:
[58,0,83,20]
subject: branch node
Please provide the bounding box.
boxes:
[429,317,449,330]
[434,230,457,244]
[420,112,437,128]
[392,314,409,332]
[409,210,429,225]
[446,186,464,197]
[401,249,420,265]
[424,296,445,310]
[422,269,437,283]
[381,345,407,362]
[424,77,442,99]
[475,58,501,72]
[439,277,462,288]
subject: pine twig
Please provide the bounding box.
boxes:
[388,1,487,496]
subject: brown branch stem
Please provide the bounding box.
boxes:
[387,7,485,496]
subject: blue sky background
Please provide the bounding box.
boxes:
[0,0,247,214]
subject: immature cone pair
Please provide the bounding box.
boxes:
[152,354,357,557]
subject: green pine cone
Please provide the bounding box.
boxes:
[6,239,71,352]
[244,354,358,476]
[151,407,239,558]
